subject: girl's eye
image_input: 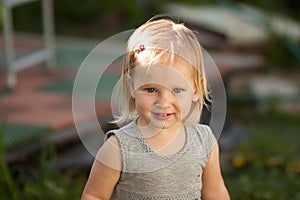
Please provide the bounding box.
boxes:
[146,88,156,93]
[173,88,183,93]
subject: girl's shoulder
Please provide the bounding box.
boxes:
[190,123,214,137]
[188,123,216,148]
[106,120,137,139]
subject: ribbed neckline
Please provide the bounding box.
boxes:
[131,119,192,162]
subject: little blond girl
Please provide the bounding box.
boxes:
[81,17,230,200]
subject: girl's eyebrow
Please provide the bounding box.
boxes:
[140,83,156,86]
[139,83,189,90]
[138,83,156,89]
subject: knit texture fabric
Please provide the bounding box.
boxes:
[106,120,215,200]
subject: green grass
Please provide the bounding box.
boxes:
[224,106,300,200]
[0,126,87,200]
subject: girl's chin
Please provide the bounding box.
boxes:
[138,114,182,129]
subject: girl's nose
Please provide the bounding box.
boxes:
[156,90,172,107]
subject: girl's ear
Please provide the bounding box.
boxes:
[192,81,200,102]
[192,91,199,102]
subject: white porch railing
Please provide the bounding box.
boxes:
[2,0,55,89]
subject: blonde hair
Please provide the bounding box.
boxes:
[113,16,210,125]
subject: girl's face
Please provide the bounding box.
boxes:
[130,57,199,131]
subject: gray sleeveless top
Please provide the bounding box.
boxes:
[106,120,215,200]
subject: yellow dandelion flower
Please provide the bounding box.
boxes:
[232,154,246,168]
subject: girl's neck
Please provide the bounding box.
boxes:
[137,120,186,155]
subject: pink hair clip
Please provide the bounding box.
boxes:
[135,44,145,54]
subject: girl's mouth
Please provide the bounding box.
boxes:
[152,112,173,120]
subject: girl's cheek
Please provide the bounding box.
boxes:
[177,95,194,111]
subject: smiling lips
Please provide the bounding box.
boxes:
[152,112,173,120]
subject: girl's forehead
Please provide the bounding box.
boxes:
[135,54,194,77]
[131,64,193,90]
[137,49,192,61]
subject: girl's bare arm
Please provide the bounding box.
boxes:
[81,135,121,200]
[201,139,230,200]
